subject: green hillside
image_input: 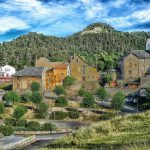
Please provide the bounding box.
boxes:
[0,22,150,70]
[45,111,150,150]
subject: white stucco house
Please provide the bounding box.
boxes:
[0,65,16,83]
[0,65,16,77]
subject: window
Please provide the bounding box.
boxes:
[129,63,132,67]
[129,70,132,74]
[76,59,79,63]
[82,65,86,74]
[61,73,64,77]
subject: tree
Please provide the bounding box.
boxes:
[0,102,5,114]
[31,92,42,105]
[55,96,68,107]
[13,106,28,119]
[27,121,41,131]
[82,92,94,108]
[31,81,40,92]
[16,119,27,127]
[68,109,80,119]
[63,76,76,87]
[21,91,32,102]
[0,125,14,136]
[54,85,65,95]
[97,87,108,101]
[111,92,125,115]
[35,102,49,119]
[4,91,20,104]
[41,123,56,132]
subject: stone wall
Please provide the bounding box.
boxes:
[70,55,99,81]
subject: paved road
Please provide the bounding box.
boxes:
[2,135,25,145]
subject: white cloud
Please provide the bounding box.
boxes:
[131,8,150,23]
[0,16,30,34]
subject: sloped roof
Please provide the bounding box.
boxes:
[13,67,44,77]
[131,50,150,58]
[36,57,69,69]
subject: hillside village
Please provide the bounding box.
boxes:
[0,39,150,149]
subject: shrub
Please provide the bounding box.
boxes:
[0,102,5,114]
[111,92,125,113]
[78,87,86,96]
[16,119,27,127]
[31,81,40,92]
[82,92,94,108]
[63,76,76,87]
[97,87,108,101]
[41,123,56,131]
[55,96,68,107]
[50,111,68,120]
[13,106,28,119]
[26,121,41,131]
[68,109,80,119]
[54,86,65,95]
[3,91,20,104]
[31,92,42,105]
[35,102,49,119]
[21,91,32,102]
[0,125,14,136]
[5,118,16,126]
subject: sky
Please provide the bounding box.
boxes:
[0,0,150,42]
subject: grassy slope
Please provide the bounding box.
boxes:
[44,111,150,150]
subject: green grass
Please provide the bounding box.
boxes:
[43,111,150,150]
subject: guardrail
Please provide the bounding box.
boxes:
[3,135,36,150]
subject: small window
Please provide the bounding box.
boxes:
[61,73,64,77]
[76,59,79,63]
[129,63,132,67]
[129,70,132,75]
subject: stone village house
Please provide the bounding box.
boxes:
[119,39,150,88]
[13,55,99,93]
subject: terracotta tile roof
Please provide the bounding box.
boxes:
[13,67,44,77]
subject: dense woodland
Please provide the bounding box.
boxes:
[0,22,150,70]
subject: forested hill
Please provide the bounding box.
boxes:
[0,22,149,70]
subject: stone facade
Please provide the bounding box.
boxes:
[119,51,150,80]
[69,55,99,81]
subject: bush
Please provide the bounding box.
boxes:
[68,109,80,119]
[13,106,28,119]
[3,91,20,104]
[63,76,76,87]
[82,92,94,108]
[41,123,56,131]
[0,125,14,136]
[55,96,68,107]
[16,119,27,127]
[97,87,108,101]
[54,86,65,95]
[0,102,4,114]
[35,102,49,119]
[26,121,41,131]
[78,87,86,96]
[111,92,125,112]
[50,111,68,120]
[31,81,40,92]
[31,92,42,105]
[21,91,32,102]
[5,118,16,126]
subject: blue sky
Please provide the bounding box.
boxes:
[0,0,150,42]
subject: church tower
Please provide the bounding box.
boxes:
[146,39,150,51]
